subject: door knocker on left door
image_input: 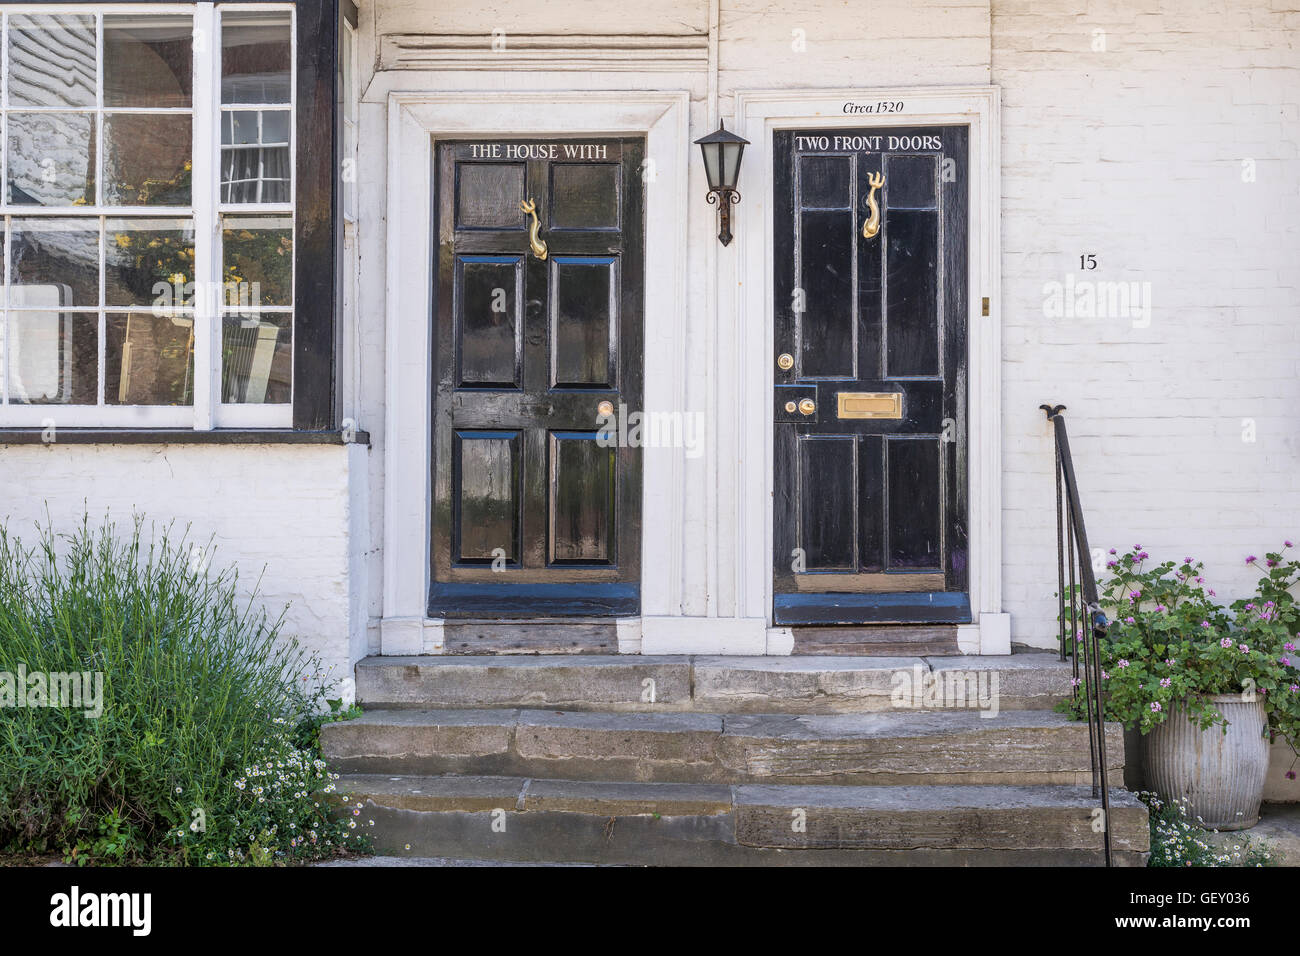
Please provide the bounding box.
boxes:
[861,171,884,239]
[520,198,548,260]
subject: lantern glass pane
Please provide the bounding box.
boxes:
[700,143,721,191]
[723,142,744,190]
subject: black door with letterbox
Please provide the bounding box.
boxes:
[431,138,644,617]
[772,126,969,625]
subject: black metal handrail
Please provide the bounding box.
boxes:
[1041,404,1112,867]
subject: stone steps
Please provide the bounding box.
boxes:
[355,653,1073,713]
[326,652,1141,865]
[321,707,1123,786]
[334,774,1148,866]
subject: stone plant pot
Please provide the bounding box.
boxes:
[1141,694,1270,831]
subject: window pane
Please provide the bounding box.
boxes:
[222,312,290,404]
[221,110,290,203]
[10,219,99,307]
[222,216,292,307]
[221,12,291,105]
[7,311,97,405]
[105,312,193,405]
[7,14,96,108]
[104,14,193,108]
[103,113,193,205]
[6,112,96,206]
[105,219,195,307]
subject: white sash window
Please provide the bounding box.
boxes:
[0,2,297,429]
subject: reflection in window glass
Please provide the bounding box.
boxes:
[220,11,291,105]
[6,112,96,206]
[105,219,196,307]
[7,14,96,108]
[105,313,194,405]
[103,113,193,206]
[7,311,98,405]
[222,313,291,404]
[223,216,293,307]
[10,219,100,307]
[221,110,290,203]
[104,14,193,108]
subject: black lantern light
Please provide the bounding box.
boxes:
[694,119,749,246]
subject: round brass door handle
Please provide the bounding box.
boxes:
[597,400,614,417]
[784,401,797,413]
[777,352,794,371]
[798,398,816,416]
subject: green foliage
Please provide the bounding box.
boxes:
[0,513,368,865]
[1058,544,1300,753]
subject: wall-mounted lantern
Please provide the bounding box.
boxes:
[694,120,749,246]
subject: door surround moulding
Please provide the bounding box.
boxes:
[732,86,1006,655]
[379,90,690,655]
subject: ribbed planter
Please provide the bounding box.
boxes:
[1141,694,1269,831]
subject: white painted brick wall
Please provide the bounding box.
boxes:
[0,444,359,700]
[354,0,1298,655]
[992,0,1300,664]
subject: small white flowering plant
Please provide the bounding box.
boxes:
[1059,543,1300,754]
[1142,792,1272,867]
[170,705,371,865]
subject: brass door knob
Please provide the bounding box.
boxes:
[597,400,614,417]
[784,401,797,413]
[777,353,794,371]
[798,398,815,416]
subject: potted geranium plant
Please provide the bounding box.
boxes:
[1059,543,1300,830]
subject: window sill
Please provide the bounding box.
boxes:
[0,428,369,447]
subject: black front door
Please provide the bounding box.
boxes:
[772,126,969,625]
[431,138,644,617]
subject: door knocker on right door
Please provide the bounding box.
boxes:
[861,171,884,239]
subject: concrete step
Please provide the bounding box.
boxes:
[355,653,1073,713]
[334,774,1148,866]
[321,707,1123,785]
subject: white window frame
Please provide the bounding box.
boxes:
[0,1,295,430]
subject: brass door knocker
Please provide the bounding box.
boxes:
[520,198,548,260]
[862,171,884,239]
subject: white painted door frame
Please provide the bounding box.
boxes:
[732,87,1008,655]
[380,90,690,655]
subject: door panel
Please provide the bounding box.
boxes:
[432,139,644,617]
[548,163,621,230]
[549,431,615,564]
[773,126,969,625]
[886,437,942,570]
[799,435,857,570]
[454,430,521,563]
[551,257,616,388]
[455,162,526,229]
[800,208,856,378]
[457,256,523,387]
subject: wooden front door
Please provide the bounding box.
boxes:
[431,138,644,617]
[772,126,970,625]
